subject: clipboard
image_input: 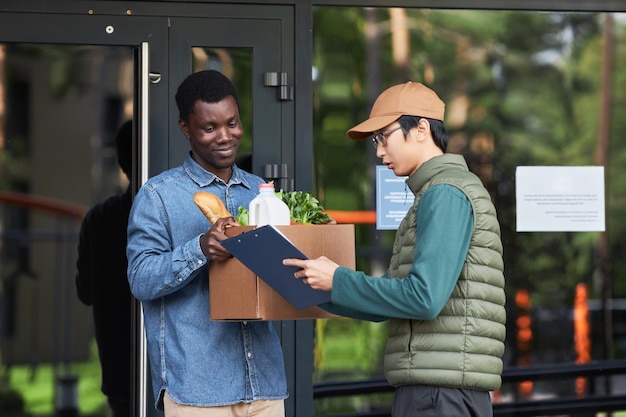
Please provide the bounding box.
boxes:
[220,224,332,309]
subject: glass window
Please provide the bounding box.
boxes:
[312,7,626,413]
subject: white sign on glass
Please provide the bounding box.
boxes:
[516,166,605,232]
[376,165,409,230]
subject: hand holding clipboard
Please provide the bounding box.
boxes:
[220,225,332,309]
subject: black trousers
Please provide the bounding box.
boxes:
[108,396,131,417]
[391,385,493,417]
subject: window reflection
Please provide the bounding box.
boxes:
[0,43,133,415]
[312,7,626,412]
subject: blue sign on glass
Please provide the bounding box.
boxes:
[376,165,409,230]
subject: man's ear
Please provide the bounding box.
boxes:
[179,119,190,140]
[417,118,431,135]
[410,118,431,142]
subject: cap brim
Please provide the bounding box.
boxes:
[347,114,401,140]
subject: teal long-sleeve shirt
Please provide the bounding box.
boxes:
[323,184,474,322]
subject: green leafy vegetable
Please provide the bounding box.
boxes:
[235,189,333,225]
[276,189,333,224]
[236,206,249,226]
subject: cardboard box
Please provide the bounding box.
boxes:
[209,224,355,321]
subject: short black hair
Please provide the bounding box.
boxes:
[175,70,239,123]
[115,119,133,180]
[397,115,448,153]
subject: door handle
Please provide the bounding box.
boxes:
[149,72,162,84]
[136,41,150,417]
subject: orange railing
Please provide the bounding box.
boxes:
[0,191,87,220]
[323,210,376,224]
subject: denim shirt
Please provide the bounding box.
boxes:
[127,154,288,410]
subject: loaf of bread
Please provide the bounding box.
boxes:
[193,191,233,223]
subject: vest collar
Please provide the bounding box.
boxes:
[406,153,468,195]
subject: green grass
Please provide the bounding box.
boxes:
[4,341,107,416]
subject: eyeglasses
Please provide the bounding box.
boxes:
[370,126,403,148]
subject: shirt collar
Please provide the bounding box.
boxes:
[183,153,252,189]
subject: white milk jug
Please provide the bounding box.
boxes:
[248,183,291,226]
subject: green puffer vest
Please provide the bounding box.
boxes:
[384,154,506,392]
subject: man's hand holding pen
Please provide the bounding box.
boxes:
[282,256,339,291]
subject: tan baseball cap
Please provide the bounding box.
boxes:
[347,81,445,140]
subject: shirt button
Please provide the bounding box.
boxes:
[197,259,203,265]
[247,352,252,359]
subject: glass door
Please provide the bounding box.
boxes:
[0,12,167,417]
[169,12,295,188]
[1,6,304,417]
